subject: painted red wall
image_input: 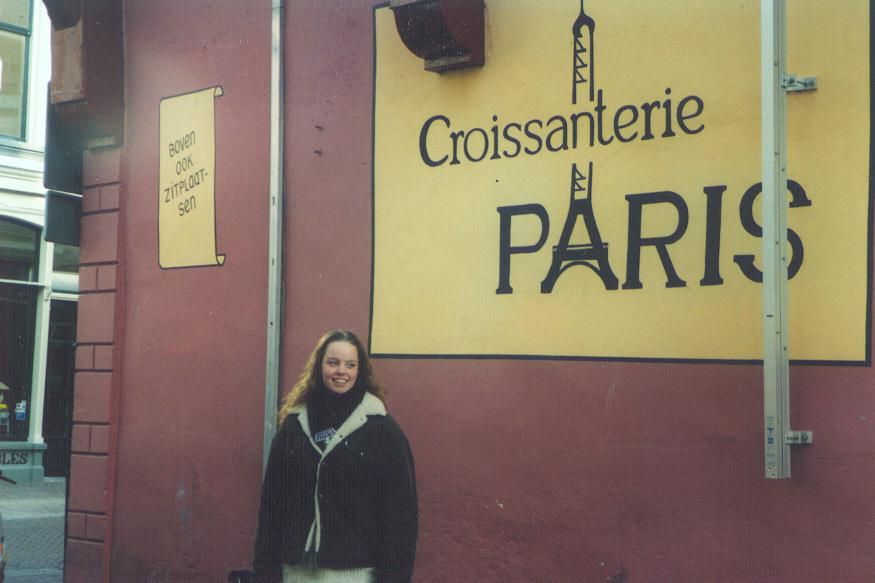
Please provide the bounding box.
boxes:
[103,1,271,581]
[70,1,874,581]
[280,2,875,582]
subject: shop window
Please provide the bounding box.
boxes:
[0,215,40,441]
[42,298,76,475]
[0,215,40,281]
[0,0,31,141]
[0,282,37,441]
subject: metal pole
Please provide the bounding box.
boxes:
[264,0,285,471]
[28,238,53,446]
[761,0,791,479]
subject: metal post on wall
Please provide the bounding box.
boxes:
[264,0,285,471]
[27,238,53,448]
[761,0,813,479]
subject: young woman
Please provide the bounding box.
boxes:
[254,330,418,583]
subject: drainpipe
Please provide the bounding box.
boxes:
[264,0,285,470]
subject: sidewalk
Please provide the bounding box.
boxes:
[0,477,65,583]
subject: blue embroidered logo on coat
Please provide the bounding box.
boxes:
[314,428,336,444]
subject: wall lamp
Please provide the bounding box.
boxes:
[389,0,485,73]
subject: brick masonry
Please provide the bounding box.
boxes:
[66,146,122,583]
[65,539,103,582]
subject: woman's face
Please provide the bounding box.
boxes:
[321,340,359,395]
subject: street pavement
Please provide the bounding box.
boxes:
[0,477,65,583]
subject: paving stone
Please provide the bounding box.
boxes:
[0,478,66,583]
[4,566,64,583]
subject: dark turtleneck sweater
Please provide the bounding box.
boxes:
[306,380,367,449]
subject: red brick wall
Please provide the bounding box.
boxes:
[95,1,271,581]
[65,2,875,582]
[67,147,123,582]
[278,2,875,582]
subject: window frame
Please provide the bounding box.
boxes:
[0,0,50,158]
[0,1,33,143]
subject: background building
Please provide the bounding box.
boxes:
[0,0,76,483]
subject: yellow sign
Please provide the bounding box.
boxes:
[372,1,871,362]
[158,86,226,269]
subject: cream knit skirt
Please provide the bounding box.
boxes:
[282,564,375,583]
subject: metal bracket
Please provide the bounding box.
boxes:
[784,430,813,445]
[782,74,817,92]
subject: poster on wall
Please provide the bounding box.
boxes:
[158,86,226,269]
[371,1,872,363]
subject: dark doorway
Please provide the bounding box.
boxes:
[42,298,77,477]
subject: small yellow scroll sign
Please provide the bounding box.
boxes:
[158,86,226,269]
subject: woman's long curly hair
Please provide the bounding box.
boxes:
[277,330,386,427]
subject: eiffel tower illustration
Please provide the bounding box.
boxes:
[541,162,619,292]
[572,0,596,105]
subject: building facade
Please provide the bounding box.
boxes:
[52,1,875,582]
